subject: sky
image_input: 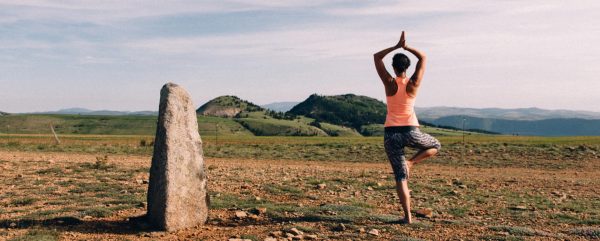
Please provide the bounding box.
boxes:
[1,0,600,113]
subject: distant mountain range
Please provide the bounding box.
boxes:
[416,107,600,120]
[415,107,600,136]
[261,102,299,112]
[428,116,600,136]
[31,108,157,116]
[7,95,600,136]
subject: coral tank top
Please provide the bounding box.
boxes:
[385,77,419,127]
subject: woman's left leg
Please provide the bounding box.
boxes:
[384,132,413,222]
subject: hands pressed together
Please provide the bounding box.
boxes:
[396,31,407,49]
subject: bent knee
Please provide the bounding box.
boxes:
[433,142,441,151]
[428,147,439,156]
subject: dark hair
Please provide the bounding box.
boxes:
[392,53,410,73]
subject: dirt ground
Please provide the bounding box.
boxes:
[0,150,598,240]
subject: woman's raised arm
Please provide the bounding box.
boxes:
[404,44,427,87]
[374,32,404,84]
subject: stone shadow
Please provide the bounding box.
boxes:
[0,215,155,235]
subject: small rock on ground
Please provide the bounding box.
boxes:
[334,223,346,231]
[415,208,433,218]
[368,229,380,236]
[289,227,303,235]
[305,234,318,240]
[252,207,267,215]
[235,211,248,219]
[512,205,527,210]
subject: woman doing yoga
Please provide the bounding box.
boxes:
[373,31,441,224]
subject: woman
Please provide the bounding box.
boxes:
[373,31,441,224]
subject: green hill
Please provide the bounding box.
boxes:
[234,111,362,137]
[198,95,364,137]
[197,95,263,117]
[288,94,387,132]
[236,115,327,136]
[0,111,8,116]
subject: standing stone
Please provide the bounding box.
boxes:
[147,82,208,231]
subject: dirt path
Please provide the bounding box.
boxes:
[0,151,598,240]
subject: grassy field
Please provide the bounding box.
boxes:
[1,133,598,170]
[0,114,252,137]
[0,134,598,240]
[0,114,482,138]
[0,115,599,240]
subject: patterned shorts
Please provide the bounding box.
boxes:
[384,127,441,182]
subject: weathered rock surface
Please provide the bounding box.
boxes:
[146,82,208,231]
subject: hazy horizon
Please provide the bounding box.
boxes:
[10,101,600,115]
[2,1,599,113]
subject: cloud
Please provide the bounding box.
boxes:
[326,0,480,16]
[0,0,346,25]
[2,0,600,112]
[125,28,390,60]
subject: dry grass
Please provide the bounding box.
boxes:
[0,147,598,240]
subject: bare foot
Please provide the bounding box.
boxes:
[398,217,413,224]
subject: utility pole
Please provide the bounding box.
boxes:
[215,123,219,151]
